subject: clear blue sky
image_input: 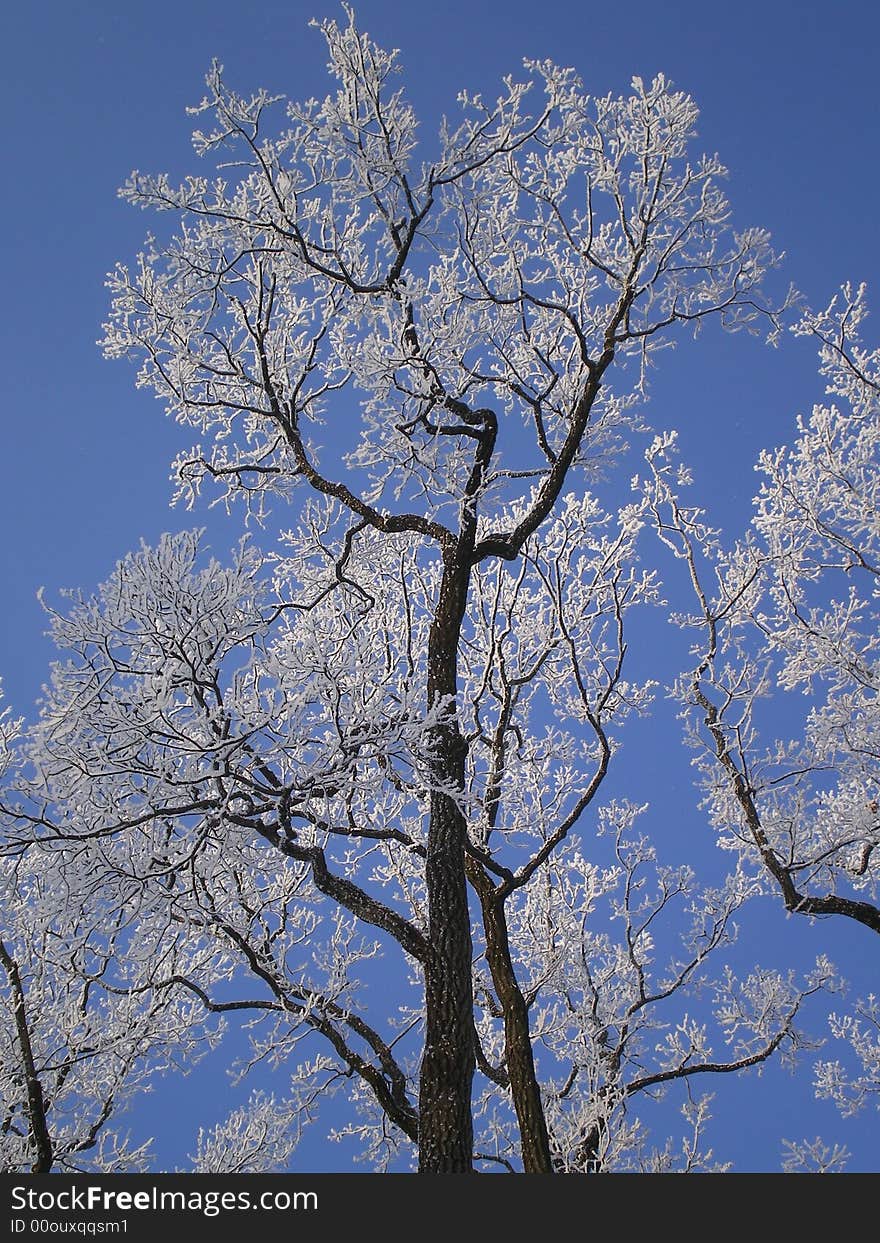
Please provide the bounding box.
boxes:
[1,0,878,1171]
[4,0,879,713]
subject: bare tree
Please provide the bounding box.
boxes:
[3,7,828,1173]
[637,284,880,1148]
[647,283,880,937]
[0,690,218,1173]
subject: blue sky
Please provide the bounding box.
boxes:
[3,0,879,709]
[1,0,878,1171]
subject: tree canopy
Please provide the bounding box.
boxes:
[1,6,877,1174]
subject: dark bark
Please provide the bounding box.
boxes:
[418,550,476,1172]
[470,867,553,1172]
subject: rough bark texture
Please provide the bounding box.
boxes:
[475,878,553,1172]
[418,552,476,1172]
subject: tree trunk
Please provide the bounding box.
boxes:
[418,550,475,1172]
[471,871,553,1172]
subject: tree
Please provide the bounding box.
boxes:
[0,687,219,1172]
[649,283,880,935]
[641,281,880,1138]
[0,6,857,1174]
